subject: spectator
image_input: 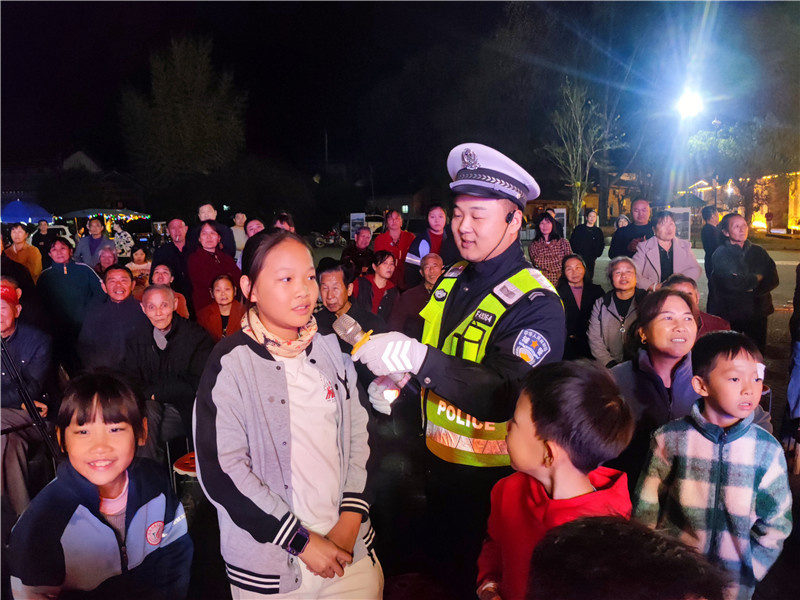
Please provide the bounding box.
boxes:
[231,211,247,262]
[632,211,702,292]
[544,207,564,237]
[73,217,116,269]
[9,371,193,600]
[196,274,245,342]
[352,250,399,321]
[556,255,604,360]
[609,290,770,488]
[341,225,375,276]
[4,223,42,282]
[374,209,415,290]
[789,263,800,421]
[708,213,778,353]
[31,220,58,269]
[126,244,152,300]
[476,362,634,600]
[588,256,646,368]
[608,198,653,258]
[273,211,296,232]
[528,516,730,600]
[37,237,104,374]
[1,240,45,331]
[700,205,723,280]
[187,221,241,313]
[112,221,135,258]
[77,265,149,370]
[389,253,444,341]
[1,279,56,518]
[151,216,193,317]
[404,205,454,288]
[569,208,605,280]
[528,212,572,285]
[186,202,236,257]
[245,217,266,238]
[94,246,118,278]
[124,285,214,457]
[634,332,791,599]
[662,273,730,337]
[150,263,190,319]
[615,214,630,229]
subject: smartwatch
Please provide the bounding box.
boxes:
[286,525,310,556]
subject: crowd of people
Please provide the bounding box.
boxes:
[0,141,796,600]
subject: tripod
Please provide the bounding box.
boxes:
[1,338,62,464]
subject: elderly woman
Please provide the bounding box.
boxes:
[632,211,702,292]
[608,289,771,484]
[187,220,241,312]
[587,256,646,368]
[556,254,604,360]
[529,212,572,285]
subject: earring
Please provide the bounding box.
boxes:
[640,335,647,345]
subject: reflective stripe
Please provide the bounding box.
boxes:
[419,265,552,467]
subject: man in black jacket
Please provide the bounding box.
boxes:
[608,198,653,258]
[124,285,214,460]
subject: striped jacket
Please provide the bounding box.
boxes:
[193,330,375,595]
[633,401,792,600]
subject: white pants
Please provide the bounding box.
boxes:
[230,554,383,600]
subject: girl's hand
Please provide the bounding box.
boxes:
[299,531,352,578]
[325,512,361,554]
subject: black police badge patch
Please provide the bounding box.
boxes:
[512,329,550,366]
[434,288,448,301]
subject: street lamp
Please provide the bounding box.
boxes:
[676,91,703,119]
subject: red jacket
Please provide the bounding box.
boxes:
[196,300,246,342]
[477,467,631,600]
[373,230,415,290]
[187,248,241,311]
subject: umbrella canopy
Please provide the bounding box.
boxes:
[1,199,53,223]
[58,208,150,219]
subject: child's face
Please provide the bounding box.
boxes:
[243,239,317,340]
[693,352,764,428]
[506,392,548,479]
[62,410,143,499]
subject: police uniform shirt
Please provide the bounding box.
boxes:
[416,241,566,423]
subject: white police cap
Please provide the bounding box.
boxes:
[448,143,540,209]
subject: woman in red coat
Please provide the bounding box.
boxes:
[196,273,246,342]
[187,221,241,312]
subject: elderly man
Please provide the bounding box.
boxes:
[4,224,42,282]
[608,198,654,259]
[341,226,375,276]
[151,217,194,316]
[708,213,778,352]
[374,210,416,290]
[73,217,116,269]
[37,237,104,374]
[353,143,566,595]
[124,285,214,458]
[1,278,55,518]
[388,253,444,340]
[77,265,149,369]
[186,202,236,257]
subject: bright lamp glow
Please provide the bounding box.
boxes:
[676,91,703,119]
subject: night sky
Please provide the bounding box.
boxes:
[3,2,798,187]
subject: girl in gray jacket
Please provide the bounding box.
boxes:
[194,231,382,598]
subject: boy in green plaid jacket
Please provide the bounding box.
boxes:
[633,332,791,600]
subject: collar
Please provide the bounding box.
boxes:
[635,348,693,380]
[467,239,526,280]
[688,399,754,443]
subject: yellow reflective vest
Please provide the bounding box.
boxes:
[419,261,556,467]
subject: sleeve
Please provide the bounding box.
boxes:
[193,350,304,549]
[608,229,627,259]
[632,431,672,528]
[85,266,105,306]
[339,358,372,519]
[631,244,653,291]
[386,294,410,333]
[415,291,566,422]
[587,298,614,367]
[476,482,503,590]
[754,248,779,296]
[593,228,606,258]
[4,331,52,408]
[681,242,703,283]
[73,238,88,265]
[750,441,793,580]
[152,329,214,406]
[77,314,98,370]
[373,234,389,253]
[29,248,43,281]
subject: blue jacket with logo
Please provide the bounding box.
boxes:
[9,458,192,599]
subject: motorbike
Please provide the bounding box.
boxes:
[312,229,348,248]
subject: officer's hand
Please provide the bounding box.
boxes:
[367,376,401,415]
[353,332,428,377]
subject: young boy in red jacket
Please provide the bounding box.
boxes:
[476,361,635,600]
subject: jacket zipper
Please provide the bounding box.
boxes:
[709,430,727,557]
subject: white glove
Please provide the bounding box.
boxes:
[352,332,428,377]
[367,376,401,415]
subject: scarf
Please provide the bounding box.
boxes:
[241,307,317,358]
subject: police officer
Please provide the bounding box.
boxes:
[354,143,566,594]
